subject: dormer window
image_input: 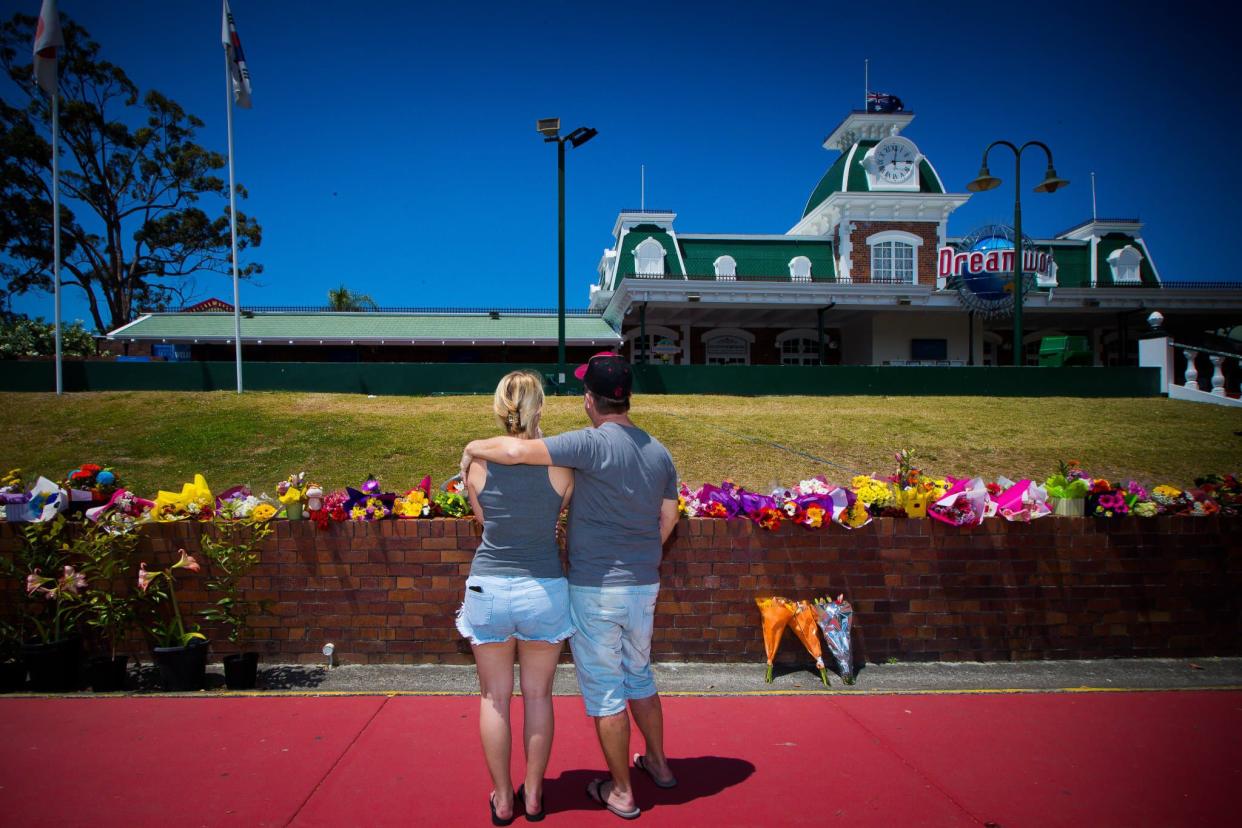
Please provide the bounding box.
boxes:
[1107,245,1142,284]
[633,238,666,277]
[789,256,812,281]
[713,255,737,280]
[866,230,922,284]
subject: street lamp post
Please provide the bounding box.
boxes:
[537,118,598,392]
[967,141,1069,366]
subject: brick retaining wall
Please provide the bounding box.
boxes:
[3,517,1240,667]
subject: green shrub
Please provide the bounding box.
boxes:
[0,317,97,359]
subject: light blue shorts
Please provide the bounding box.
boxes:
[568,583,661,717]
[455,574,574,646]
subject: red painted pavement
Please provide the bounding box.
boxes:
[0,691,1238,827]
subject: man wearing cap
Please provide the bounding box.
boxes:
[461,353,680,819]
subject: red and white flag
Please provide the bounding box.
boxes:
[32,0,63,95]
[222,0,252,108]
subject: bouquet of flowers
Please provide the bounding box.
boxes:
[309,489,350,530]
[1045,461,1091,517]
[994,477,1051,522]
[928,477,994,527]
[342,475,395,521]
[2,468,24,494]
[851,474,893,513]
[277,472,309,520]
[151,474,214,522]
[755,597,795,683]
[216,485,257,520]
[678,481,742,519]
[5,476,68,523]
[85,488,155,533]
[813,595,855,685]
[1194,474,1242,512]
[64,463,120,505]
[434,475,472,518]
[1,468,29,521]
[395,489,432,518]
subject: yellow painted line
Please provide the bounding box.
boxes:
[3,685,1241,699]
[664,685,1242,697]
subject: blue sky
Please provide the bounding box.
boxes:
[4,0,1237,330]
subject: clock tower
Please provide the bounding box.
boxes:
[789,110,969,284]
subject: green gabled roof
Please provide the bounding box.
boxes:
[108,313,622,343]
[803,140,875,217]
[1096,234,1160,286]
[918,159,945,194]
[678,237,837,280]
[615,224,684,280]
[802,141,946,218]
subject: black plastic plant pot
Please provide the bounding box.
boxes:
[223,652,260,690]
[87,654,130,693]
[152,638,209,691]
[0,659,27,693]
[22,636,83,692]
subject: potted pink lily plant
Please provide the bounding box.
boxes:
[138,549,209,691]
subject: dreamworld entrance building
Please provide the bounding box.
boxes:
[108,108,1242,368]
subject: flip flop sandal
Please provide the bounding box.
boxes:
[516,783,545,822]
[586,779,641,820]
[490,791,517,826]
[633,754,678,789]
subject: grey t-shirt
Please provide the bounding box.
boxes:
[544,422,678,587]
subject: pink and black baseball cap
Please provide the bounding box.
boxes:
[574,351,632,400]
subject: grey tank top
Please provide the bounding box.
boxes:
[470,463,565,579]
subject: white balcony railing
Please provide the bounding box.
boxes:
[1140,335,1242,407]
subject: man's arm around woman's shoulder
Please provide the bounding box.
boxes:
[461,436,553,478]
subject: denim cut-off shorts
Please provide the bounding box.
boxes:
[568,583,661,717]
[455,575,575,646]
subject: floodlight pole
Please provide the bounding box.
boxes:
[557,138,566,392]
[541,123,596,393]
[972,140,1065,366]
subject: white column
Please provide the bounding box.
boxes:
[1138,335,1172,392]
[1183,349,1199,390]
[1209,355,1227,397]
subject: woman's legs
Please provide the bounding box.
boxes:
[516,639,562,812]
[474,639,517,819]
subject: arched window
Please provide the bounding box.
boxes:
[702,328,754,365]
[623,325,680,364]
[776,328,823,366]
[1107,245,1142,284]
[867,231,921,283]
[788,256,812,281]
[713,255,737,280]
[633,238,666,277]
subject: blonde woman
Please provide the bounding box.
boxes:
[458,370,574,825]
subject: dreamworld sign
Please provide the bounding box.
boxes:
[936,225,1052,316]
[936,246,1052,283]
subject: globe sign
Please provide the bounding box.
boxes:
[941,225,1047,318]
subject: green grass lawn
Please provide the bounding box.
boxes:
[2,391,1240,494]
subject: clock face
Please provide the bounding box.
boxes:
[875,140,917,183]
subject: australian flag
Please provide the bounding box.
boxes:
[867,92,903,113]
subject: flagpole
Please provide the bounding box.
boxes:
[52,84,62,396]
[224,49,242,394]
[864,58,869,109]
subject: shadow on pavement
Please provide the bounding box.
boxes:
[260,665,329,690]
[122,662,328,692]
[544,755,755,816]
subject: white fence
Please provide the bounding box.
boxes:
[1139,336,1242,407]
